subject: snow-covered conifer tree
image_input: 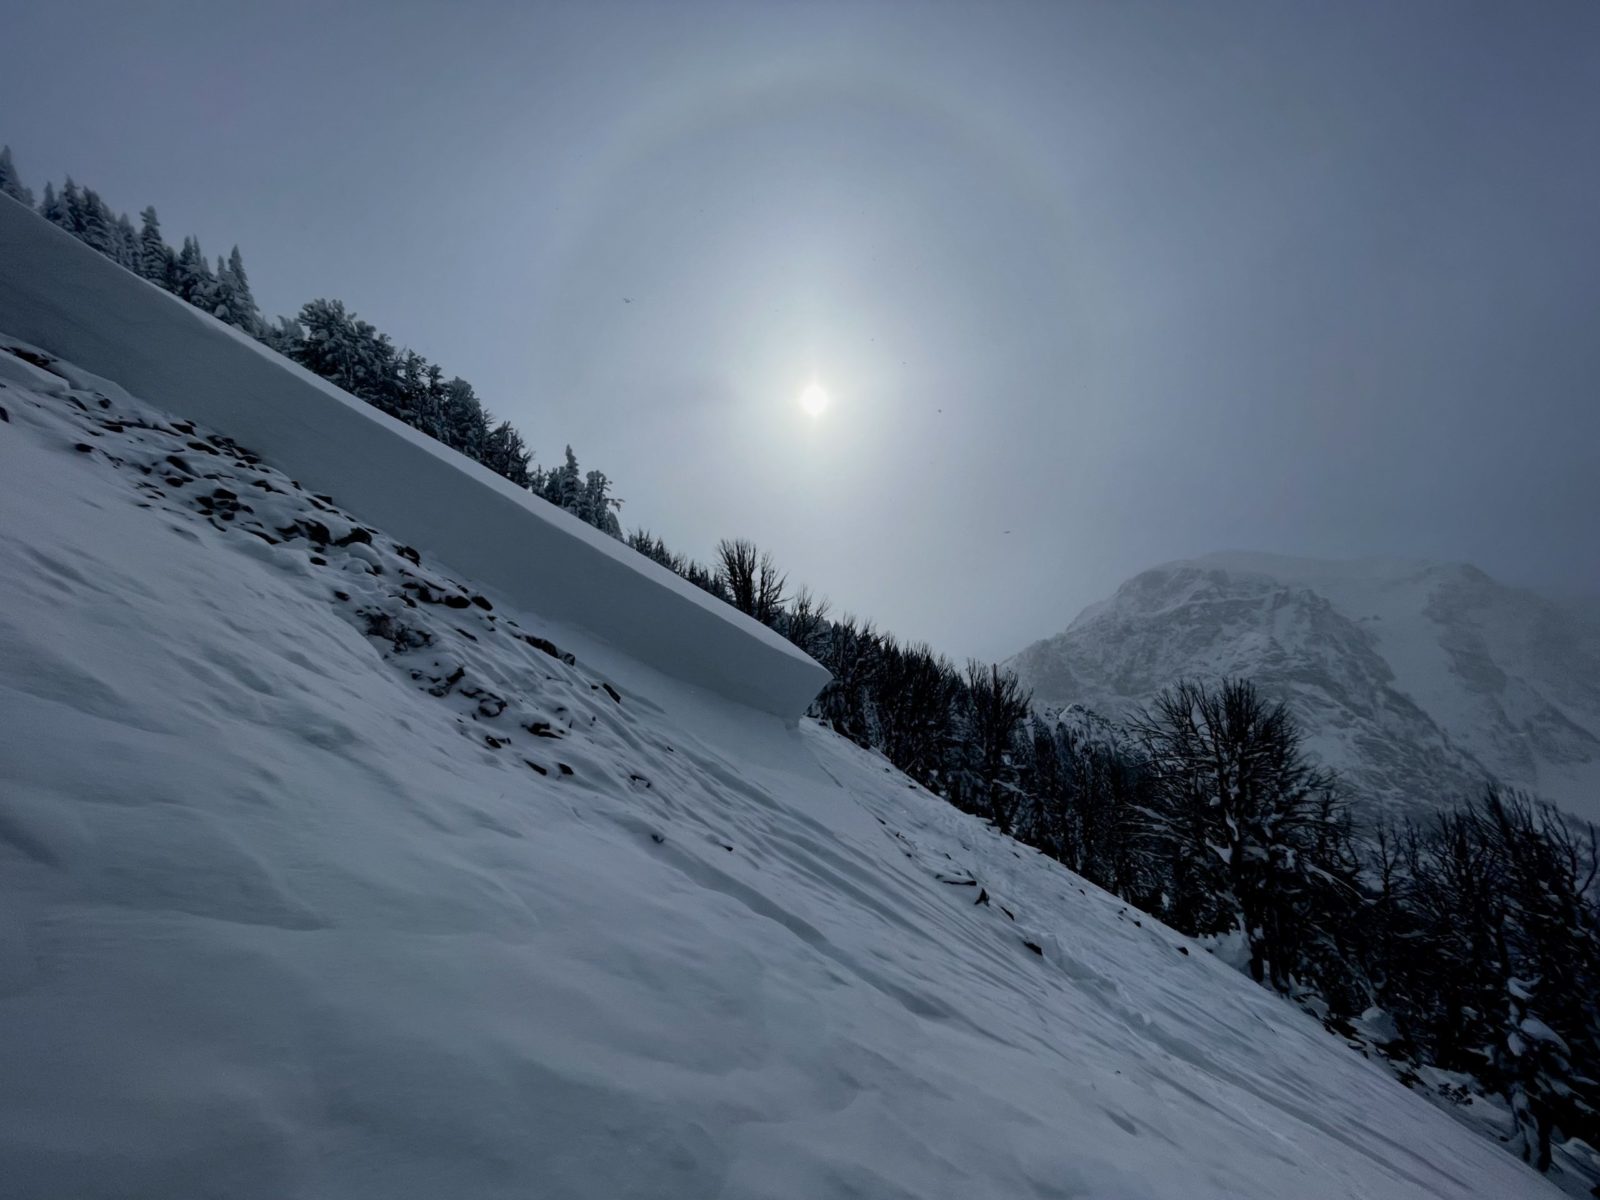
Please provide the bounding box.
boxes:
[213,246,262,333]
[174,236,218,308]
[0,145,34,207]
[138,207,172,285]
[113,212,139,270]
[73,187,116,257]
[38,182,66,227]
[60,179,86,235]
[581,469,623,537]
[483,421,534,488]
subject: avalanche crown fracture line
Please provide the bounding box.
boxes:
[0,192,829,719]
[0,323,1560,1200]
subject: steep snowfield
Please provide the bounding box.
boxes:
[0,194,826,718]
[1010,552,1600,823]
[0,344,1557,1199]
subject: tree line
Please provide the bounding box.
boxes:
[0,147,622,538]
[5,145,1594,1182]
[649,532,1600,1179]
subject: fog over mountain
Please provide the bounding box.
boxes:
[1009,552,1600,823]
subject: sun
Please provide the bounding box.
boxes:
[799,381,830,418]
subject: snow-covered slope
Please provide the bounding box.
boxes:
[0,194,826,718]
[1009,552,1600,823]
[0,345,1561,1198]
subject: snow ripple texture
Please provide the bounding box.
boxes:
[0,339,1557,1198]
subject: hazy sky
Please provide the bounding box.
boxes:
[5,0,1597,660]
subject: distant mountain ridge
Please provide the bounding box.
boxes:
[1008,552,1600,823]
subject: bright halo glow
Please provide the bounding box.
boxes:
[799,381,830,417]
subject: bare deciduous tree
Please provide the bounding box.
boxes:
[716,538,786,626]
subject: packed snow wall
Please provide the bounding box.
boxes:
[0,196,828,717]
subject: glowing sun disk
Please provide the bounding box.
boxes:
[799,381,830,417]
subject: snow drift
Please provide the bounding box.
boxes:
[0,194,827,719]
[0,330,1559,1197]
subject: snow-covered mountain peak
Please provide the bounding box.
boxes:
[1012,553,1600,823]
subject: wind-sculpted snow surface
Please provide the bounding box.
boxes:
[0,195,827,717]
[0,343,1556,1198]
